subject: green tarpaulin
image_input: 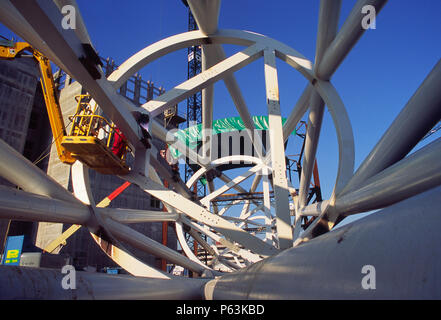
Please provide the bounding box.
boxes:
[169,116,295,159]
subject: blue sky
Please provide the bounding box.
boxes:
[1,0,440,225]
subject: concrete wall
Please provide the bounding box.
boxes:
[34,78,82,254]
[0,58,50,253]
[0,58,39,173]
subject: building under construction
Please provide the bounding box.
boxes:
[0,50,180,272]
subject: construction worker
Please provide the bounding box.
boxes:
[111,127,127,158]
[159,149,180,182]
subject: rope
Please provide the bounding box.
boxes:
[33,118,73,166]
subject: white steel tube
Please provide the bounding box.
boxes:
[98,208,179,224]
[0,186,90,225]
[298,0,341,208]
[0,266,208,299]
[201,45,215,161]
[104,217,210,275]
[263,48,292,248]
[52,0,93,45]
[206,185,441,299]
[187,0,221,36]
[334,137,441,215]
[316,0,388,80]
[282,85,312,142]
[0,138,80,204]
[340,59,441,196]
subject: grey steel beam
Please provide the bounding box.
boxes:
[298,199,330,217]
[141,43,265,118]
[0,266,208,299]
[286,1,386,217]
[316,0,388,80]
[179,215,262,264]
[339,59,441,197]
[0,138,80,204]
[201,163,264,205]
[207,180,220,214]
[205,185,441,299]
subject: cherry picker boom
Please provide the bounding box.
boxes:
[0,39,130,174]
[1,39,75,164]
[1,39,133,253]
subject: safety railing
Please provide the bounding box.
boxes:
[68,95,132,162]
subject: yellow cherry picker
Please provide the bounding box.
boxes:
[0,39,131,175]
[1,38,133,253]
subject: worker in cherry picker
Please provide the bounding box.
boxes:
[111,127,127,159]
[112,111,152,159]
[159,149,180,182]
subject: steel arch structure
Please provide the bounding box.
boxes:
[0,0,440,299]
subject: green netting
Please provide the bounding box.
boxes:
[169,116,295,159]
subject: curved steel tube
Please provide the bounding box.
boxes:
[206,185,441,299]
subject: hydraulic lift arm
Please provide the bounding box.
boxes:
[0,40,76,164]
